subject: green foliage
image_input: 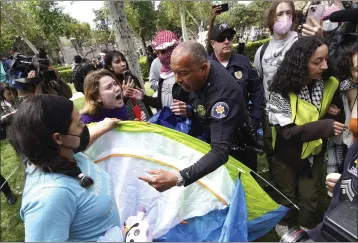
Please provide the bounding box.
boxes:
[92,5,115,49]
[55,66,72,71]
[139,56,149,80]
[58,69,72,83]
[234,38,271,62]
[124,1,157,49]
[217,0,272,30]
[65,22,92,48]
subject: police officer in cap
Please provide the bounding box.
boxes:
[209,23,264,172]
[139,41,247,192]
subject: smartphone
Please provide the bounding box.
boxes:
[212,3,229,13]
[306,4,325,25]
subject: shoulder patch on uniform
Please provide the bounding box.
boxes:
[211,102,229,119]
[234,71,242,79]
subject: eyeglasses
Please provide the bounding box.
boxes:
[215,35,234,43]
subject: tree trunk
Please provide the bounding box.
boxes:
[108,1,144,87]
[180,4,188,41]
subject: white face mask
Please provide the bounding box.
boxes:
[322,20,338,32]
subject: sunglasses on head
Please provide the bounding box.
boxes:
[215,35,234,43]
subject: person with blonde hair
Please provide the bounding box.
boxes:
[81,69,145,124]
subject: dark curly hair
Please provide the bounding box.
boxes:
[269,36,327,97]
[335,42,358,81]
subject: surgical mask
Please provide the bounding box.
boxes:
[64,125,90,153]
[322,20,339,32]
[273,15,292,35]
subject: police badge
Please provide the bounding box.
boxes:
[197,105,206,118]
[234,71,242,79]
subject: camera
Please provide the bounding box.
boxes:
[280,200,357,242]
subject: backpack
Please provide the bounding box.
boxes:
[259,42,269,78]
[72,65,83,92]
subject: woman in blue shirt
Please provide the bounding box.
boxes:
[10,94,122,242]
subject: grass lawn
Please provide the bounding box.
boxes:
[0,82,330,241]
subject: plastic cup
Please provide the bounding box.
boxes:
[326,173,341,197]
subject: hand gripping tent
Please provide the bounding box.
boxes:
[85,121,288,242]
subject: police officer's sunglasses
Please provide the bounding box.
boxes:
[215,35,234,43]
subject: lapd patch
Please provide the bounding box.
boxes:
[234,71,242,79]
[211,102,229,119]
[197,105,206,117]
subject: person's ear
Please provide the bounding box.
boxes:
[52,132,63,145]
[210,40,216,48]
[201,62,209,74]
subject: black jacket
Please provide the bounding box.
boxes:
[179,61,247,186]
[209,53,264,126]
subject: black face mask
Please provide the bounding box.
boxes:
[64,125,90,153]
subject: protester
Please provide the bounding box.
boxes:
[10,94,121,241]
[146,45,157,71]
[209,22,264,172]
[139,41,248,192]
[72,55,82,71]
[0,83,19,139]
[337,43,358,143]
[268,36,346,233]
[73,63,96,93]
[254,1,299,182]
[81,69,146,123]
[0,83,18,205]
[144,30,180,110]
[104,50,151,118]
[148,58,162,91]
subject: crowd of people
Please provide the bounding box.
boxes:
[0,0,357,241]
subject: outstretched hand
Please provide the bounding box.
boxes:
[138,169,178,192]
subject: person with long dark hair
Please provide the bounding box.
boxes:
[10,94,121,241]
[268,36,346,232]
[104,51,152,118]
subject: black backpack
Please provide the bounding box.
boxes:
[72,65,83,92]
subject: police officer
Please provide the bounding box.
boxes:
[209,23,264,172]
[139,41,247,192]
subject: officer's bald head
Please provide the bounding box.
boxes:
[170,41,210,92]
[171,41,208,67]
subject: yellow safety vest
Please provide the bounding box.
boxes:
[272,77,339,159]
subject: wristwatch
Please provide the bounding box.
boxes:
[176,171,185,187]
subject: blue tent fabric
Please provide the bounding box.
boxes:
[248,205,289,241]
[148,107,191,134]
[156,179,248,242]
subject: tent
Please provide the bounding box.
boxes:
[85,121,288,241]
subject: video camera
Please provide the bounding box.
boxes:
[9,52,57,91]
[281,200,358,242]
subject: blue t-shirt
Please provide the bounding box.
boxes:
[20,153,121,242]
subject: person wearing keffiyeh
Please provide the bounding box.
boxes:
[267,36,346,231]
[128,30,190,114]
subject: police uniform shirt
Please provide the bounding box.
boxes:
[209,53,264,123]
[179,60,246,186]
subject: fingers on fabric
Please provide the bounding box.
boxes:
[334,121,346,135]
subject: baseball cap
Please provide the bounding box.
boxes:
[211,23,236,40]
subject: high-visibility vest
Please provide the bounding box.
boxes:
[272,77,339,159]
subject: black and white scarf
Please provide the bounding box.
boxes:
[339,78,358,98]
[298,79,324,109]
